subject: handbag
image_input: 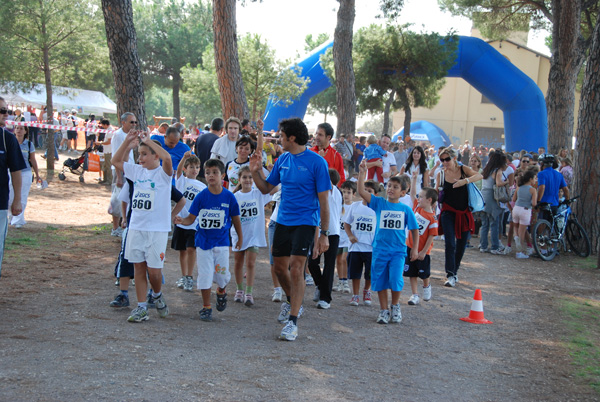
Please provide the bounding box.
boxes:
[468,183,485,212]
[493,183,510,203]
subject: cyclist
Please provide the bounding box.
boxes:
[536,154,569,223]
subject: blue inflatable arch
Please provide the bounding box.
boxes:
[263,36,547,152]
[392,120,452,149]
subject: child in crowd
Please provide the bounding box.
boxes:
[111,130,174,323]
[308,169,342,309]
[334,181,355,293]
[224,136,255,189]
[173,151,206,291]
[364,135,387,182]
[357,160,419,324]
[404,170,438,305]
[344,180,378,306]
[175,159,242,322]
[511,169,537,259]
[231,166,272,306]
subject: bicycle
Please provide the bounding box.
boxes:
[532,196,591,261]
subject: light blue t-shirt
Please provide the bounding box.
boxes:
[188,187,240,250]
[368,195,418,254]
[538,167,567,206]
[364,143,386,160]
[266,149,331,226]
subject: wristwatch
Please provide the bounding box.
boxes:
[320,229,330,236]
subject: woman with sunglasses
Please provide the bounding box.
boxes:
[435,148,482,287]
[10,125,40,228]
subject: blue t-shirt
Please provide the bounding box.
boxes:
[266,149,331,226]
[368,195,419,254]
[151,135,190,172]
[364,143,386,160]
[538,167,567,206]
[355,143,366,164]
[1,128,27,210]
[188,187,240,250]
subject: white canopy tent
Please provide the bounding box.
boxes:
[1,83,117,115]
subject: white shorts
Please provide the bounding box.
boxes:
[196,246,230,290]
[124,229,168,268]
[62,131,68,140]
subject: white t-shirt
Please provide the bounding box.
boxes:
[111,128,135,164]
[103,130,114,154]
[210,136,237,165]
[381,153,397,184]
[175,175,207,230]
[344,201,376,253]
[123,163,172,232]
[231,188,272,251]
[328,187,342,236]
[405,163,424,195]
[338,202,353,248]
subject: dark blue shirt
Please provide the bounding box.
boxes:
[188,187,240,250]
[151,135,190,172]
[0,128,27,210]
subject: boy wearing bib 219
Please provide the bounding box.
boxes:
[357,160,419,324]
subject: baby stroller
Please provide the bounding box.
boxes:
[58,146,99,183]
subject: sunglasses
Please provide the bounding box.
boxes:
[521,160,530,163]
[440,157,452,162]
[0,108,8,114]
[129,121,138,125]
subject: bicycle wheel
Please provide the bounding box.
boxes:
[566,219,591,257]
[532,219,558,261]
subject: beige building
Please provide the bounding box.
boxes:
[392,29,578,149]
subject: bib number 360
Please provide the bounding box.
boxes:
[132,189,155,211]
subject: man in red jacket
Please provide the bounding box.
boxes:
[310,122,345,186]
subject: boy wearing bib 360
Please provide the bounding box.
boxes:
[357,160,419,325]
[175,159,242,322]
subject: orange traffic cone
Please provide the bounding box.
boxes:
[460,289,492,324]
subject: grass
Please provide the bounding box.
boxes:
[574,256,599,270]
[560,297,600,393]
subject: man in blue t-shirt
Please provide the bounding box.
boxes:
[537,154,569,221]
[250,117,331,341]
[0,97,27,277]
[151,126,190,176]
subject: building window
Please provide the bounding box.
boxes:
[481,94,493,104]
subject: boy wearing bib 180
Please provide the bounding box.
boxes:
[357,160,419,325]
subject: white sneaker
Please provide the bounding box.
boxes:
[490,248,504,255]
[279,321,298,341]
[305,275,315,286]
[316,300,330,309]
[234,290,244,303]
[342,281,351,294]
[391,304,402,323]
[422,285,432,301]
[278,302,291,323]
[313,288,320,302]
[479,247,489,253]
[516,252,529,259]
[272,288,283,302]
[526,247,534,256]
[444,276,457,287]
[514,236,521,250]
[376,309,390,324]
[502,246,512,255]
[333,280,341,292]
[408,294,420,305]
[176,276,185,289]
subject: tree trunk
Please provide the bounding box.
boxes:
[40,14,55,173]
[333,0,356,138]
[546,0,585,153]
[382,89,395,136]
[101,0,147,130]
[172,71,181,120]
[403,103,412,141]
[573,11,600,262]
[212,0,249,120]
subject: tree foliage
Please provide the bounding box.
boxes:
[181,46,222,124]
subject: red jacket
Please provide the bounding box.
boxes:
[310,145,345,186]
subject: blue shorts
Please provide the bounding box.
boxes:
[371,251,405,292]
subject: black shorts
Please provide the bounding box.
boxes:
[171,226,196,250]
[67,131,77,140]
[403,248,431,279]
[86,134,96,142]
[348,251,372,280]
[114,230,134,278]
[272,223,315,257]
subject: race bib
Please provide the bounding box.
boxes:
[239,199,259,222]
[414,212,430,236]
[354,215,375,233]
[380,210,405,230]
[182,185,202,202]
[198,209,225,229]
[132,188,155,211]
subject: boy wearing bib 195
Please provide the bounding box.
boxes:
[357,160,419,325]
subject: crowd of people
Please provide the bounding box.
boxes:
[0,97,576,341]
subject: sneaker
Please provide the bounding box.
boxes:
[111,228,120,237]
[342,281,351,294]
[176,276,185,289]
[526,246,534,256]
[110,293,129,308]
[391,303,402,323]
[363,289,372,306]
[199,307,212,321]
[502,246,512,255]
[316,300,330,309]
[154,294,169,318]
[333,280,341,292]
[349,295,359,306]
[234,289,244,303]
[272,288,283,302]
[516,252,529,259]
[465,243,474,248]
[114,278,120,286]
[444,275,457,287]
[376,309,390,324]
[279,321,298,341]
[216,292,227,312]
[336,280,344,292]
[422,285,432,301]
[490,248,504,255]
[408,294,420,305]
[278,302,291,323]
[131,278,135,286]
[244,294,254,306]
[479,247,489,253]
[514,236,521,250]
[146,293,156,308]
[184,277,194,292]
[313,288,320,302]
[127,306,149,323]
[305,275,315,286]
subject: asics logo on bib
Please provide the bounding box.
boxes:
[241,201,257,209]
[357,216,371,222]
[134,191,151,199]
[383,212,403,219]
[202,211,222,218]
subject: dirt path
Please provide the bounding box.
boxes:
[1,154,599,401]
